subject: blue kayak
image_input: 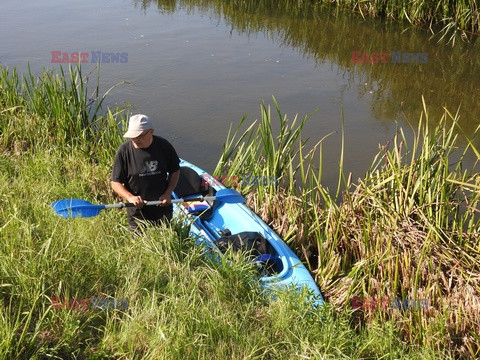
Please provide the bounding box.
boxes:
[172,159,324,307]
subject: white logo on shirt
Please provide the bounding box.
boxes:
[139,161,162,177]
[144,161,158,173]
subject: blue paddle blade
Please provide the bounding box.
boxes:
[51,199,106,218]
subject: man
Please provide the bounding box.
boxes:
[111,114,180,230]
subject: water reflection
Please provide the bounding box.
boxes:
[135,0,480,133]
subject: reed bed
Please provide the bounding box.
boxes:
[0,64,126,161]
[215,97,480,358]
[330,0,480,43]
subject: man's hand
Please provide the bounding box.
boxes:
[158,192,172,206]
[127,195,146,208]
[112,182,146,209]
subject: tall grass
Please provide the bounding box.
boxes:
[0,147,449,358]
[0,64,126,161]
[215,97,480,357]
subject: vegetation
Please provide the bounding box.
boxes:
[215,97,480,358]
[330,0,480,44]
[1,65,461,358]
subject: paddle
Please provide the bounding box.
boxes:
[51,188,245,219]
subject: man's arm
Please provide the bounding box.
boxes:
[158,169,180,205]
[111,181,146,208]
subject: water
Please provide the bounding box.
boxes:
[1,0,479,189]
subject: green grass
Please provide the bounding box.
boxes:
[0,64,473,358]
[0,158,446,359]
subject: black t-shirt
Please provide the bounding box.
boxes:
[111,135,180,220]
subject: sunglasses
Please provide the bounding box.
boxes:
[132,129,151,141]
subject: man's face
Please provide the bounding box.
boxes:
[131,129,153,149]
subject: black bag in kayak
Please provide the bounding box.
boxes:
[214,231,267,259]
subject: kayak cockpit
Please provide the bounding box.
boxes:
[173,166,284,277]
[213,230,284,276]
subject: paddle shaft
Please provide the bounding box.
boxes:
[104,195,217,209]
[52,188,244,218]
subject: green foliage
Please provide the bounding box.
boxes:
[0,64,127,165]
[0,145,439,359]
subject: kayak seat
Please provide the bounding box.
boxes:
[174,166,217,219]
[174,166,212,198]
[214,232,282,276]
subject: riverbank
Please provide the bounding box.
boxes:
[1,65,478,358]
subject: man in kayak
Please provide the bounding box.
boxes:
[111,114,180,230]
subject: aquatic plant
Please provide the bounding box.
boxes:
[216,97,480,358]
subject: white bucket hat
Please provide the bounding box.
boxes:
[123,114,153,138]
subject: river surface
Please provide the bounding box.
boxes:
[1,0,479,189]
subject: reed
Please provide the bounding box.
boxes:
[331,0,480,44]
[0,145,447,358]
[0,149,404,357]
[0,64,126,162]
[215,97,480,357]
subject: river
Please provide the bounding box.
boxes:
[1,0,479,189]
